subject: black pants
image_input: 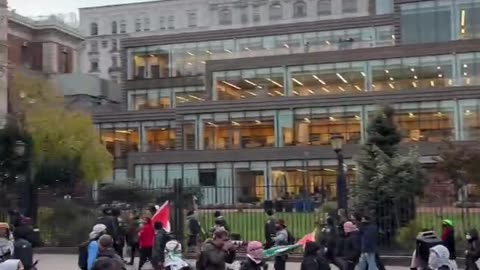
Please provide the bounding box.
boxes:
[274,256,287,270]
[114,242,124,258]
[139,247,152,270]
[129,243,138,264]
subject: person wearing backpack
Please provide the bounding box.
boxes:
[92,235,126,270]
[273,219,288,270]
[196,228,235,270]
[78,224,107,270]
[301,241,330,270]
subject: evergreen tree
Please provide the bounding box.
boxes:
[352,105,425,243]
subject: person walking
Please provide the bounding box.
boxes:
[357,215,378,270]
[92,235,126,270]
[428,245,455,270]
[240,241,268,270]
[126,212,141,265]
[465,229,480,270]
[300,241,330,270]
[197,228,235,270]
[85,224,108,270]
[343,221,361,270]
[138,217,155,270]
[320,216,343,270]
[441,219,457,269]
[264,210,277,249]
[273,219,288,270]
[152,222,169,270]
[213,211,230,232]
[186,210,202,253]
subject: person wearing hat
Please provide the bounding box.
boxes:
[87,224,108,270]
[441,219,457,269]
[240,241,267,270]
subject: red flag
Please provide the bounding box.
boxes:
[296,229,316,247]
[152,201,171,232]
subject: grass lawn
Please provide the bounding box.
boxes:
[197,209,480,242]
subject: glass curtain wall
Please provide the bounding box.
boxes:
[143,121,176,152]
[458,1,480,40]
[127,86,206,111]
[459,52,480,86]
[99,123,140,158]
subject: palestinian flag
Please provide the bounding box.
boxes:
[263,244,300,258]
[296,229,316,247]
[152,201,171,232]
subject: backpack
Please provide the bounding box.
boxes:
[287,230,295,245]
[78,240,92,270]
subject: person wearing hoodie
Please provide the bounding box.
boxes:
[92,235,126,270]
[428,245,455,270]
[441,219,456,268]
[164,240,191,270]
[357,215,378,270]
[138,217,155,270]
[465,229,480,270]
[300,241,330,270]
[87,224,108,270]
[343,221,360,270]
[240,241,268,270]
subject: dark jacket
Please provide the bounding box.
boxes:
[360,222,377,253]
[344,230,361,263]
[201,240,236,270]
[320,217,337,259]
[97,215,119,240]
[14,225,40,247]
[441,227,456,260]
[264,217,277,247]
[466,229,480,270]
[187,215,201,236]
[92,248,126,270]
[240,258,268,270]
[301,242,331,270]
[13,238,33,268]
[152,228,168,263]
[126,218,140,245]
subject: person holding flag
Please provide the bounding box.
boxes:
[272,220,289,270]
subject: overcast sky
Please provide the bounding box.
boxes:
[8,0,151,16]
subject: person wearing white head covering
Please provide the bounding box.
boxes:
[164,240,190,270]
[428,245,455,270]
[87,224,107,270]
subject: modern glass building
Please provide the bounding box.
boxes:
[94,0,480,205]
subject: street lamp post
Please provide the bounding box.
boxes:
[331,135,348,211]
[14,139,35,221]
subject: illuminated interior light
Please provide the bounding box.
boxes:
[438,74,443,78]
[187,62,193,65]
[207,122,218,127]
[255,120,262,124]
[466,78,471,85]
[266,78,284,88]
[205,50,213,55]
[412,81,417,88]
[410,68,415,72]
[187,51,194,56]
[149,54,155,57]
[391,34,396,40]
[437,66,441,70]
[224,48,232,53]
[408,112,415,118]
[244,79,257,86]
[329,117,336,121]
[201,61,206,64]
[240,95,246,98]
[388,83,395,89]
[304,117,311,123]
[436,112,443,117]
[360,72,366,77]
[292,90,299,95]
[274,90,285,96]
[372,84,376,88]
[325,40,331,45]
[322,87,330,93]
[465,110,472,116]
[464,72,468,76]
[338,86,346,92]
[307,89,315,94]
[283,43,290,49]
[323,168,335,172]
[244,47,250,51]
[448,79,453,85]
[188,95,205,101]
[461,9,466,27]
[354,85,362,91]
[222,80,241,90]
[430,80,435,87]
[389,77,394,81]
[267,92,274,96]
[313,75,326,85]
[385,69,389,74]
[414,75,418,79]
[246,91,258,96]
[336,73,348,83]
[292,78,304,86]
[232,121,241,126]
[354,115,361,120]
[464,64,468,68]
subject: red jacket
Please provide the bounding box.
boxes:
[138,223,155,248]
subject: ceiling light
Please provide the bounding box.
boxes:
[313,75,326,85]
[224,48,232,53]
[389,77,394,81]
[188,95,205,101]
[412,81,417,88]
[466,78,471,85]
[240,95,246,98]
[222,80,241,90]
[325,40,331,45]
[430,80,435,87]
[274,90,285,96]
[461,9,466,27]
[283,43,290,49]
[255,120,262,124]
[414,75,418,79]
[296,169,307,173]
[385,69,390,74]
[354,85,362,91]
[201,61,206,64]
[244,79,257,86]
[338,86,345,92]
[292,90,299,95]
[436,112,443,117]
[268,92,274,96]
[205,50,213,55]
[408,112,415,118]
[161,128,166,130]
[323,168,335,172]
[207,122,217,127]
[464,72,468,76]
[266,78,284,88]
[244,47,250,51]
[149,54,155,57]
[336,73,348,83]
[372,84,376,88]
[304,117,311,123]
[388,83,395,89]
[232,121,240,126]
[448,79,453,85]
[329,116,336,121]
[354,115,361,120]
[307,89,315,94]
[464,64,468,68]
[410,68,415,72]
[187,62,193,65]
[360,72,366,77]
[437,66,441,70]
[246,91,257,96]
[438,74,443,78]
[391,34,396,40]
[187,51,194,56]
[322,87,330,93]
[292,78,304,86]
[465,110,472,116]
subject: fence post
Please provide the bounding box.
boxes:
[173,178,184,245]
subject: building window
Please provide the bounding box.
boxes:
[342,0,357,13]
[317,0,332,15]
[375,0,393,15]
[159,16,165,29]
[102,40,108,49]
[135,18,142,32]
[111,21,117,34]
[458,3,480,40]
[90,61,99,72]
[459,53,480,86]
[293,1,307,18]
[90,40,98,52]
[187,12,197,28]
[112,56,118,68]
[219,8,232,25]
[199,171,216,187]
[100,127,139,158]
[111,39,118,51]
[20,43,29,68]
[253,6,261,22]
[120,19,126,33]
[269,2,283,20]
[183,123,196,150]
[145,127,176,151]
[144,17,150,31]
[168,16,175,29]
[90,22,98,36]
[60,49,68,73]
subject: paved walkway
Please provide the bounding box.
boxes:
[33,254,409,270]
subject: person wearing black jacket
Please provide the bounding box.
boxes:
[264,210,277,249]
[320,216,343,269]
[466,229,480,270]
[441,220,456,264]
[152,222,169,270]
[343,221,360,270]
[300,241,330,270]
[97,208,119,242]
[186,210,201,252]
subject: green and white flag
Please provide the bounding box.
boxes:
[263,244,300,258]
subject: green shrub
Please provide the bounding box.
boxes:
[395,219,423,250]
